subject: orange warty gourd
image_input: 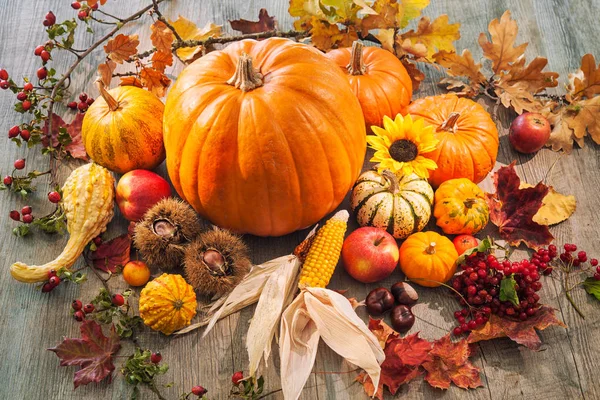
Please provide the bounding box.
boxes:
[403,94,499,187]
[399,231,458,287]
[82,81,165,174]
[433,178,489,235]
[163,38,366,236]
[326,42,412,131]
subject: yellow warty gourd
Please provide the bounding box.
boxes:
[10,163,115,283]
[298,210,349,289]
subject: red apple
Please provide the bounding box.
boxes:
[509,112,551,154]
[342,227,399,283]
[116,170,172,221]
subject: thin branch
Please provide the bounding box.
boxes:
[90,16,119,26]
[112,71,138,78]
[152,0,183,42]
[96,9,125,22]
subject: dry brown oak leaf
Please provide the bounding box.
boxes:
[104,34,139,64]
[230,8,276,34]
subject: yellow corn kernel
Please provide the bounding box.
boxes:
[298,210,349,289]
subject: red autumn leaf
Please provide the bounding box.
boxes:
[485,162,553,249]
[89,231,132,273]
[48,320,120,388]
[468,305,567,350]
[368,318,396,348]
[42,113,88,160]
[422,334,482,390]
[229,9,276,34]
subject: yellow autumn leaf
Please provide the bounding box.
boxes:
[169,16,222,62]
[373,28,395,52]
[478,10,527,74]
[397,0,429,29]
[400,15,460,60]
[568,53,600,101]
[520,183,576,225]
[498,56,559,94]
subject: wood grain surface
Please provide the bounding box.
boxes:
[1,0,599,399]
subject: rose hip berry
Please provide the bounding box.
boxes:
[67,101,77,109]
[17,92,27,101]
[20,129,31,141]
[21,206,32,215]
[48,191,61,203]
[37,67,48,80]
[43,11,56,26]
[231,371,244,385]
[49,275,61,286]
[191,386,207,396]
[71,2,81,9]
[0,80,9,89]
[83,303,95,313]
[9,210,20,221]
[78,10,88,20]
[22,214,33,224]
[3,176,13,185]
[9,125,20,138]
[150,352,162,364]
[72,300,82,311]
[41,282,55,293]
[40,50,51,63]
[73,310,85,322]
[14,159,25,170]
[111,294,125,306]
[22,100,31,111]
[23,82,33,91]
[0,69,8,80]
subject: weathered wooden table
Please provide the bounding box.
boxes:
[1,0,599,399]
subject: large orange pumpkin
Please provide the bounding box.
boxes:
[403,94,499,187]
[326,42,412,130]
[82,81,165,174]
[163,38,366,236]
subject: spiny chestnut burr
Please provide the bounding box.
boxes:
[365,287,395,316]
[391,282,418,306]
[390,305,415,332]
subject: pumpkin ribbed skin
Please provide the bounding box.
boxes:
[326,42,412,130]
[351,170,433,239]
[434,178,489,235]
[82,86,165,174]
[11,163,115,282]
[403,94,499,187]
[399,231,458,288]
[139,273,197,335]
[163,38,366,237]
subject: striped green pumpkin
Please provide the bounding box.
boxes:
[350,170,433,239]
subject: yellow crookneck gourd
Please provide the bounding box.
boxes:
[10,163,115,283]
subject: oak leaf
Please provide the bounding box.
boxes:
[498,56,558,94]
[495,80,539,114]
[89,231,132,273]
[400,15,460,60]
[373,28,395,52]
[140,67,171,98]
[468,305,567,350]
[402,59,425,91]
[170,16,222,62]
[150,20,175,53]
[544,95,600,153]
[361,0,429,31]
[520,183,576,226]
[422,334,482,390]
[42,113,88,160]
[485,162,553,249]
[104,34,139,64]
[434,49,485,96]
[478,10,527,74]
[230,8,276,34]
[97,60,116,87]
[119,76,143,88]
[48,320,120,388]
[568,53,600,100]
[151,50,173,72]
[309,17,358,51]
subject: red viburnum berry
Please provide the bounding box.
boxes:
[22,214,33,224]
[8,125,20,138]
[191,386,207,396]
[37,67,48,80]
[0,69,8,80]
[21,206,32,215]
[151,352,162,364]
[22,100,32,111]
[86,97,94,105]
[111,294,125,306]
[77,102,88,112]
[16,92,27,101]
[72,300,83,311]
[9,210,20,221]
[23,82,33,91]
[47,269,57,279]
[93,236,103,246]
[3,176,13,185]
[231,371,244,385]
[14,159,26,170]
[20,129,31,141]
[48,191,61,203]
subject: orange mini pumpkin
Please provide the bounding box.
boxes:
[403,94,499,187]
[326,42,412,130]
[399,231,458,287]
[163,38,366,236]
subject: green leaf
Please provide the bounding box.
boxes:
[456,237,494,266]
[12,225,30,237]
[583,278,600,301]
[500,275,520,307]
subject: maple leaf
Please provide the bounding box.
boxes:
[151,50,173,72]
[422,334,482,390]
[140,67,171,98]
[485,162,553,249]
[42,113,88,160]
[468,305,567,350]
[170,16,222,62]
[230,9,277,34]
[89,232,132,273]
[120,76,143,88]
[373,28,395,52]
[478,10,527,74]
[48,320,121,388]
[368,318,396,348]
[150,20,175,53]
[97,60,116,87]
[568,53,600,100]
[399,15,460,60]
[104,34,139,64]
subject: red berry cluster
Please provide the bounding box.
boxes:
[42,269,61,293]
[71,299,95,321]
[34,43,53,66]
[9,205,34,224]
[68,92,94,113]
[450,248,556,336]
[557,243,599,280]
[73,1,98,20]
[0,68,9,89]
[42,11,56,27]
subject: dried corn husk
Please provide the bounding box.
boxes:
[280,288,385,400]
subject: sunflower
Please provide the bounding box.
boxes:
[367,113,439,178]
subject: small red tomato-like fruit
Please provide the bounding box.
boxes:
[37,67,48,80]
[73,310,85,322]
[453,234,479,256]
[151,352,162,364]
[14,159,26,170]
[231,371,244,385]
[21,206,32,215]
[20,129,31,141]
[22,214,33,224]
[23,82,33,91]
[48,191,61,203]
[8,125,20,138]
[17,92,27,101]
[49,275,61,286]
[0,69,8,80]
[22,100,31,111]
[83,303,95,313]
[9,210,20,221]
[191,386,207,396]
[72,300,82,310]
[112,294,125,306]
[41,282,55,293]
[4,176,13,185]
[509,113,551,154]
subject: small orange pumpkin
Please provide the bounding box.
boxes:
[434,178,489,235]
[139,273,197,335]
[82,81,165,174]
[326,42,412,130]
[399,231,458,287]
[403,94,499,187]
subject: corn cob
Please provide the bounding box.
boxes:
[298,210,349,289]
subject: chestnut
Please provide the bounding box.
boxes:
[365,287,395,316]
[391,282,418,306]
[390,305,415,332]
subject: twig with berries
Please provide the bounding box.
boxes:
[122,348,170,400]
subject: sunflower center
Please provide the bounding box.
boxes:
[389,139,418,162]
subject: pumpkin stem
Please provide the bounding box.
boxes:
[463,198,477,209]
[95,78,119,111]
[347,41,366,75]
[382,169,400,194]
[437,112,460,133]
[426,242,436,254]
[227,53,263,92]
